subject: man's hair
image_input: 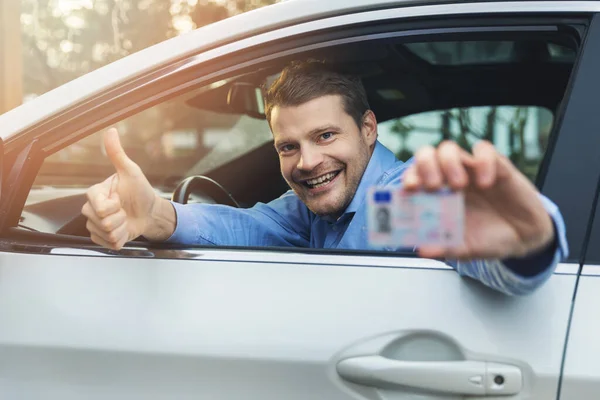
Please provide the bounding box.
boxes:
[264,60,370,129]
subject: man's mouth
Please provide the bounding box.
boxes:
[301,170,341,189]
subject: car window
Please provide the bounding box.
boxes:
[21,26,577,247]
[377,106,553,182]
[34,90,273,189]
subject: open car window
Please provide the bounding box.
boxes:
[34,90,274,190]
[20,24,578,243]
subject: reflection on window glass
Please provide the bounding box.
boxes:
[377,106,554,182]
[39,92,273,187]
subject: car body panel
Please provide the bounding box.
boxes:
[561,155,600,398]
[559,269,600,399]
[0,250,578,399]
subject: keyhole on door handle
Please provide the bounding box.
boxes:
[494,375,505,385]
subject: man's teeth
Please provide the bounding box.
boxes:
[307,172,337,188]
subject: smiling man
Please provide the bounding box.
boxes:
[271,93,372,220]
[82,60,568,296]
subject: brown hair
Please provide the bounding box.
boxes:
[264,60,370,129]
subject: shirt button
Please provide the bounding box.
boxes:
[332,225,338,232]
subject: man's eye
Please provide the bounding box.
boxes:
[280,144,295,153]
[320,132,334,140]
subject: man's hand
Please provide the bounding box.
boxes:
[81,128,176,250]
[403,140,555,260]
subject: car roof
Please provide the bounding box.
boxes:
[0,0,597,141]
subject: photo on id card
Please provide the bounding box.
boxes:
[367,187,394,247]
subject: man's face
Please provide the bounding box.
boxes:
[271,95,377,218]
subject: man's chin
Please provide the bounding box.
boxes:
[304,198,345,219]
[291,186,346,217]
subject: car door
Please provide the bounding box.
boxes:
[0,2,596,399]
[559,12,600,397]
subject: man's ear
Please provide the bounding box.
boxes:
[361,110,378,147]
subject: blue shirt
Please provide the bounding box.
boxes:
[168,141,569,296]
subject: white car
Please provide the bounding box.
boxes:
[0,0,599,399]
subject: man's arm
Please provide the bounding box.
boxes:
[385,140,569,296]
[162,190,312,247]
[378,175,568,295]
[82,129,312,250]
[446,193,569,296]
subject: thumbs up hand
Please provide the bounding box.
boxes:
[82,128,176,250]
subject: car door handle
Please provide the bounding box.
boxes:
[337,355,522,396]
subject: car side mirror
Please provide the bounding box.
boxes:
[227,82,266,119]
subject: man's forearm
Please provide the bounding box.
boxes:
[142,195,177,242]
[448,194,568,296]
[501,221,558,277]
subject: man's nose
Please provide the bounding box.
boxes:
[297,147,323,171]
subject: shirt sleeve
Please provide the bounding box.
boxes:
[164,190,312,247]
[445,193,569,296]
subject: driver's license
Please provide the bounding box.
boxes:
[367,186,464,249]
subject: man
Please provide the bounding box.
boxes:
[82,60,568,296]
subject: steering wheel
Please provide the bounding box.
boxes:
[171,175,240,207]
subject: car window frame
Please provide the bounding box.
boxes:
[540,12,600,265]
[578,11,600,266]
[582,177,600,266]
[0,8,595,266]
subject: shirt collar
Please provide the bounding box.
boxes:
[321,140,399,222]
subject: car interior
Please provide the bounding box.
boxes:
[12,27,580,248]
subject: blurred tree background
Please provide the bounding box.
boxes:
[21,0,280,184]
[21,0,278,99]
[386,106,552,181]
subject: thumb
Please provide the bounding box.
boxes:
[104,128,136,174]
